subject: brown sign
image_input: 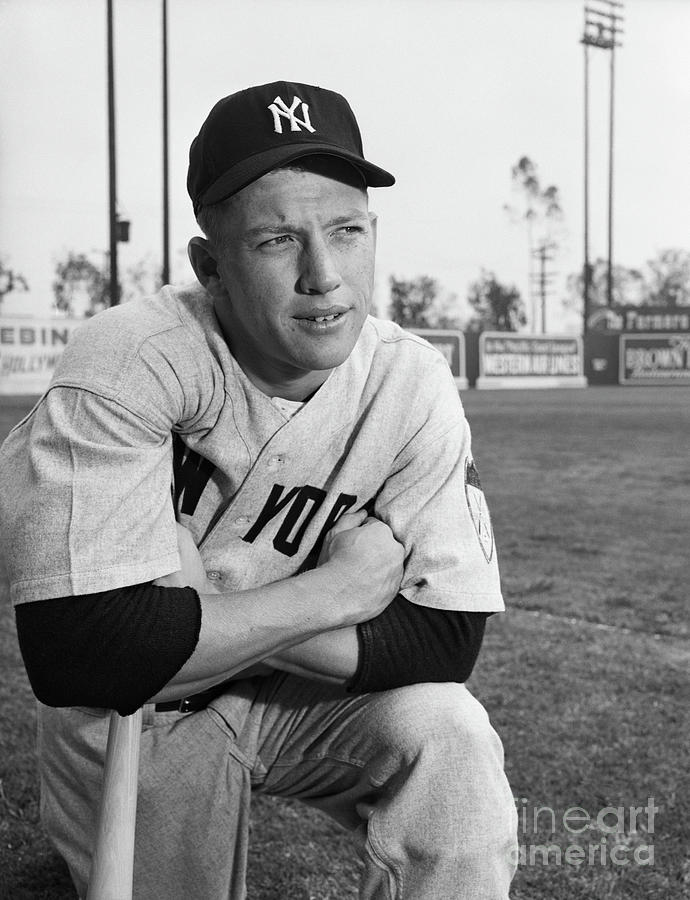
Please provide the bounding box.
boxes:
[620,334,690,385]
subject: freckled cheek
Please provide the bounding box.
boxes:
[242,271,295,317]
[337,246,373,285]
[348,263,376,303]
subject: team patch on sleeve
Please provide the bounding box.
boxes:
[465,458,494,562]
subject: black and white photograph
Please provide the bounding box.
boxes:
[1,2,688,898]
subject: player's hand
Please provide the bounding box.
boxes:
[317,508,368,566]
[154,523,221,594]
[318,511,404,623]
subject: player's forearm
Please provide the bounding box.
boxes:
[150,567,354,701]
[152,515,403,702]
[262,626,359,684]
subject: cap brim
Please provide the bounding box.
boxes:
[198,143,395,210]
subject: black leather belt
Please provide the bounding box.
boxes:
[154,680,232,713]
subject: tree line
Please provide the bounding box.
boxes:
[391,155,690,332]
[2,153,689,329]
[391,246,690,334]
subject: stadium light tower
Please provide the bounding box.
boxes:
[581,0,624,328]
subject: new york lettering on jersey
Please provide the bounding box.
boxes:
[172,432,368,570]
[242,484,361,567]
[172,433,216,516]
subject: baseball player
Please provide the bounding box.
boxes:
[0,81,517,899]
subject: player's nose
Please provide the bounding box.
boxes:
[297,239,342,296]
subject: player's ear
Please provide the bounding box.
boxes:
[188,237,221,289]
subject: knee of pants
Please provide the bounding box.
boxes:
[365,685,515,862]
[367,683,500,770]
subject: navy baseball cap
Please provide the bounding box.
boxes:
[187,80,395,214]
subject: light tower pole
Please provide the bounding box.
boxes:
[107,0,119,305]
[581,0,624,326]
[161,0,170,286]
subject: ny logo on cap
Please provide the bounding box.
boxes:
[268,95,316,135]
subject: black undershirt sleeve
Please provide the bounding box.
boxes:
[348,594,490,694]
[14,584,201,716]
[15,585,489,713]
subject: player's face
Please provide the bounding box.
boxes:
[210,161,376,398]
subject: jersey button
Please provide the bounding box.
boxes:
[206,570,221,580]
[268,454,286,468]
[234,516,250,526]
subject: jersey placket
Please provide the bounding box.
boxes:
[194,406,350,590]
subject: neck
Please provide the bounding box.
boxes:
[244,366,330,401]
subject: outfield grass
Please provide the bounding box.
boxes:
[1,387,688,899]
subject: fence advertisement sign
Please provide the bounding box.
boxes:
[587,305,690,334]
[477,333,586,389]
[622,307,690,333]
[619,334,690,386]
[0,318,84,396]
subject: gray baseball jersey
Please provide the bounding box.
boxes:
[0,283,503,613]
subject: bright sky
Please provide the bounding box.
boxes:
[1,0,689,332]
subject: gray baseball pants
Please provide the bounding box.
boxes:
[38,674,517,899]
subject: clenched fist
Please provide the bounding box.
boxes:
[318,509,405,625]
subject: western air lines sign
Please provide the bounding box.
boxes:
[620,334,690,385]
[477,333,586,389]
[0,318,84,395]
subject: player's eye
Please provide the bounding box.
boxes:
[333,225,365,238]
[260,234,293,248]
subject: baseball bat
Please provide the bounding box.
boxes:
[86,707,143,900]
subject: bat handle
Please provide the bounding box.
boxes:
[86,707,143,900]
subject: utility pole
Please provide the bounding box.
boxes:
[581,1,624,320]
[161,0,170,286]
[107,0,119,305]
[531,241,557,335]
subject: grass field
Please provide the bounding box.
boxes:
[1,387,689,899]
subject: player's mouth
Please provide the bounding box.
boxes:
[307,313,341,323]
[294,306,350,331]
